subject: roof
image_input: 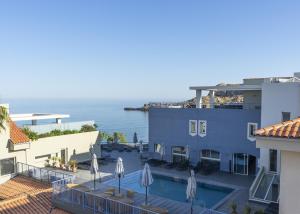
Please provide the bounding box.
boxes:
[189,84,262,91]
[256,118,300,139]
[0,176,69,214]
[10,113,69,122]
[9,120,30,144]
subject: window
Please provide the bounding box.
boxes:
[154,144,161,153]
[247,123,258,141]
[189,120,197,136]
[282,112,291,122]
[172,146,186,163]
[201,150,220,161]
[0,158,15,176]
[198,120,207,137]
[35,154,51,160]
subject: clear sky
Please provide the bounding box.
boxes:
[0,0,300,101]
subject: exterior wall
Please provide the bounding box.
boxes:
[260,82,300,171]
[0,118,100,183]
[280,150,300,214]
[149,108,261,172]
[27,131,101,167]
[23,120,95,134]
[243,91,261,110]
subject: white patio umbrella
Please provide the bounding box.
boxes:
[141,163,154,205]
[139,141,144,154]
[186,170,197,214]
[115,157,124,194]
[186,145,190,161]
[159,144,165,161]
[90,153,99,190]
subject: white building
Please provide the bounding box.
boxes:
[0,103,101,184]
[256,118,300,214]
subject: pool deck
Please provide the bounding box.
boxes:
[52,150,267,213]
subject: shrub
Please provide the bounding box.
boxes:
[80,124,97,132]
[22,128,39,140]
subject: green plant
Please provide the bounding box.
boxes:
[50,156,57,167]
[113,132,127,144]
[243,204,251,214]
[254,210,265,214]
[0,106,9,132]
[80,124,97,132]
[230,202,238,214]
[69,160,77,168]
[22,128,39,140]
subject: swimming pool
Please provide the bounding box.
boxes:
[103,171,233,208]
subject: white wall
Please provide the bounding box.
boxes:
[27,131,100,167]
[280,150,300,214]
[260,82,300,171]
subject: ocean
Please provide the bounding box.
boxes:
[4,99,149,142]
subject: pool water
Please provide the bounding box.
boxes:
[103,171,233,208]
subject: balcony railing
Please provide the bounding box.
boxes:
[52,186,159,214]
[199,102,261,110]
[16,162,75,183]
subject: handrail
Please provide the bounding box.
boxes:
[52,186,160,214]
[249,166,264,199]
[16,162,75,184]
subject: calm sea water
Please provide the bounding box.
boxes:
[4,99,149,141]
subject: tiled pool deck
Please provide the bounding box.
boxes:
[53,150,267,213]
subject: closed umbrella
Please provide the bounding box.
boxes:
[186,145,190,161]
[141,163,154,205]
[139,141,144,156]
[115,157,124,194]
[159,144,165,161]
[133,132,138,144]
[186,170,197,214]
[90,153,99,190]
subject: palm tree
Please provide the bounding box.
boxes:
[0,106,9,132]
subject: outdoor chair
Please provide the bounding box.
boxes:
[126,190,135,198]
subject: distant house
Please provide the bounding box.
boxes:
[149,72,300,204]
[0,103,100,184]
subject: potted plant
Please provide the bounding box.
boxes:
[69,160,77,173]
[243,204,251,214]
[230,202,238,214]
[50,156,57,167]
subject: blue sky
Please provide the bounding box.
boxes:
[0,0,300,101]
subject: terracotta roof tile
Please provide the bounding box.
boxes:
[9,120,30,144]
[256,118,300,139]
[0,176,69,214]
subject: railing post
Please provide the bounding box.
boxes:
[82,192,85,209]
[93,195,96,214]
[22,163,23,175]
[40,168,42,182]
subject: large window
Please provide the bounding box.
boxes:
[201,150,220,161]
[247,123,258,141]
[189,120,197,136]
[0,158,15,176]
[172,146,186,163]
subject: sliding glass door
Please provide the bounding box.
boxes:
[233,153,248,175]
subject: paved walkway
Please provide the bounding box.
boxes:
[53,150,267,213]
